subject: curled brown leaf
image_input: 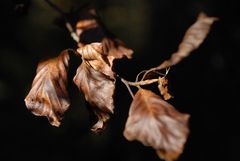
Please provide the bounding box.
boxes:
[77,42,105,63]
[158,77,173,100]
[73,62,115,132]
[124,89,189,161]
[24,50,70,127]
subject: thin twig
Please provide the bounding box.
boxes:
[141,67,159,81]
[126,78,159,86]
[152,70,166,76]
[66,22,79,42]
[45,0,66,15]
[135,70,147,82]
[163,67,171,78]
[141,66,171,81]
[121,78,134,98]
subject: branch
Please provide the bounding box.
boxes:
[65,22,79,42]
[122,78,159,87]
[120,78,134,98]
[45,0,66,15]
[45,0,79,42]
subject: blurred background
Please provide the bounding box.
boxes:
[0,0,239,161]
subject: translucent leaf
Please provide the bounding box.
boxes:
[25,50,70,126]
[124,89,189,161]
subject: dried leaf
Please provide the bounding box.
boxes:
[77,42,105,62]
[75,6,133,59]
[158,77,172,100]
[25,50,70,127]
[75,42,116,132]
[73,62,115,132]
[77,42,115,78]
[157,13,218,70]
[124,89,190,161]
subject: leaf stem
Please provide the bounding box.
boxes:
[123,78,159,87]
[141,66,170,81]
[120,78,134,98]
[135,70,147,82]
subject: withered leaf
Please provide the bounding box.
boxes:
[157,13,218,70]
[124,89,189,161]
[25,50,70,127]
[77,42,105,62]
[75,42,116,132]
[158,77,172,100]
[73,62,115,133]
[76,42,115,78]
[75,6,133,59]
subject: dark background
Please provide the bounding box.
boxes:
[0,0,239,161]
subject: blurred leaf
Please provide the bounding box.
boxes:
[156,13,218,70]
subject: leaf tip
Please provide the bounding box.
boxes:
[50,120,61,127]
[198,12,219,23]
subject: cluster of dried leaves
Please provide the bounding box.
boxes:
[25,4,217,161]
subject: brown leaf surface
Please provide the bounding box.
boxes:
[124,89,190,161]
[77,42,104,61]
[158,77,172,100]
[77,42,115,78]
[73,62,115,132]
[156,13,218,70]
[24,50,70,127]
[75,6,133,59]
